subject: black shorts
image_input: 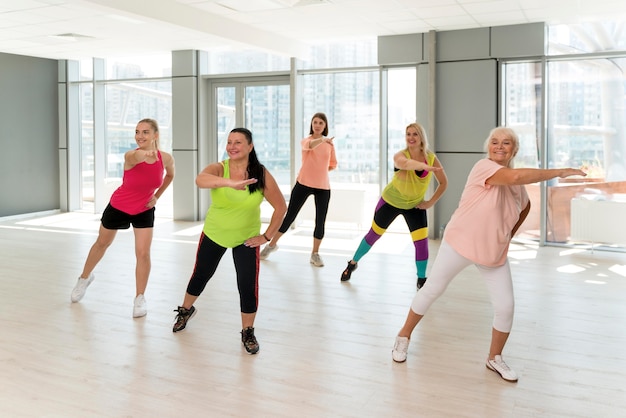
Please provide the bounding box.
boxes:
[101,203,155,230]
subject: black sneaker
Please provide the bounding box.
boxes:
[241,326,260,354]
[172,306,196,332]
[417,277,427,290]
[341,261,358,281]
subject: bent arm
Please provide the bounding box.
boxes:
[511,201,531,237]
[417,157,448,210]
[261,170,287,239]
[154,152,175,199]
[124,149,159,170]
[195,162,257,190]
[394,150,441,172]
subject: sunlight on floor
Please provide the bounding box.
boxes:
[557,264,586,274]
[609,264,626,278]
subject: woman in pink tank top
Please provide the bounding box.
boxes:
[70,118,175,319]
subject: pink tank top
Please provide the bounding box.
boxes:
[110,151,165,215]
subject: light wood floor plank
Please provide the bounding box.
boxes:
[1,212,625,417]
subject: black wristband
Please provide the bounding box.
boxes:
[263,234,270,241]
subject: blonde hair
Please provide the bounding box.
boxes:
[137,118,160,150]
[405,122,431,155]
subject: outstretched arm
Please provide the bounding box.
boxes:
[487,167,586,186]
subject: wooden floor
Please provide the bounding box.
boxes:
[1,212,625,418]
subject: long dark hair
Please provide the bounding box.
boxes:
[230,127,266,194]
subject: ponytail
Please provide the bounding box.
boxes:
[230,128,266,194]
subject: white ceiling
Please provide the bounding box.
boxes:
[1,0,626,61]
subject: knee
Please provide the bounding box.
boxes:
[136,249,151,261]
[93,239,113,252]
[493,302,514,331]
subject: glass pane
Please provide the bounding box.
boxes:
[387,67,416,183]
[80,83,94,211]
[244,84,291,190]
[547,58,626,244]
[216,86,237,161]
[104,80,173,217]
[80,59,93,81]
[548,20,626,56]
[206,50,289,74]
[106,54,172,79]
[502,61,542,240]
[302,71,380,214]
[300,39,377,69]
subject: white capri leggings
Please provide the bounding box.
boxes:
[410,240,515,333]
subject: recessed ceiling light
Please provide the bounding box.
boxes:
[49,33,95,41]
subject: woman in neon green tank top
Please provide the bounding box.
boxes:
[172,128,287,355]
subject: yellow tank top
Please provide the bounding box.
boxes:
[381,151,435,210]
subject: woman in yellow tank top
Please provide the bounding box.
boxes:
[340,122,448,290]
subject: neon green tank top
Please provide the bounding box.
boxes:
[203,159,264,248]
[381,151,435,209]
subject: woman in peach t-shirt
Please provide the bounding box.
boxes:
[259,112,337,266]
[391,126,586,382]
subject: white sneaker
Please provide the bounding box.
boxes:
[392,336,410,363]
[310,252,324,267]
[260,244,278,260]
[133,294,147,318]
[70,273,95,303]
[486,355,518,382]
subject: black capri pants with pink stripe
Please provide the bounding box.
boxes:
[185,233,259,313]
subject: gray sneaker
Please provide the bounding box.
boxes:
[70,273,95,303]
[260,244,278,260]
[310,252,324,267]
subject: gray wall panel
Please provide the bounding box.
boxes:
[437,28,490,61]
[436,60,497,153]
[0,53,59,217]
[491,23,546,58]
[378,34,424,65]
[435,152,484,231]
[172,150,198,221]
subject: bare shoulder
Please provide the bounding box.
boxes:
[202,161,224,176]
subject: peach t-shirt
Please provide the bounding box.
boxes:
[443,158,529,267]
[296,137,337,190]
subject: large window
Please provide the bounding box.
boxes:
[546,57,626,243]
[104,80,173,217]
[302,71,380,186]
[502,61,542,240]
[386,67,417,184]
[503,21,626,247]
[206,50,290,74]
[80,83,94,210]
[105,54,172,78]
